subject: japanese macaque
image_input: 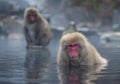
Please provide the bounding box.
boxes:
[24,7,52,48]
[62,21,77,35]
[57,24,107,66]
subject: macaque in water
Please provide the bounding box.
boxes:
[62,21,77,35]
[24,7,52,48]
[57,24,107,66]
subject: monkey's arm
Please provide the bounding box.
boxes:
[35,24,52,45]
[42,29,52,45]
[57,49,69,66]
[36,32,50,45]
[24,26,32,44]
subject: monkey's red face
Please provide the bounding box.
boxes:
[67,43,80,58]
[28,14,37,22]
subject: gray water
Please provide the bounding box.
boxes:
[0,30,120,84]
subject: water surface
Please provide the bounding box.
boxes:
[0,30,120,84]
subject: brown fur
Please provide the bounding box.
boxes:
[24,7,52,48]
[24,7,46,24]
[62,21,77,35]
[61,32,87,46]
[57,32,108,66]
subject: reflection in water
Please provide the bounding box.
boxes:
[0,38,26,84]
[25,47,51,84]
[1,30,120,84]
[58,64,107,84]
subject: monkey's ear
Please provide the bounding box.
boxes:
[61,41,68,49]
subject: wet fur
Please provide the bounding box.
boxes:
[62,21,77,35]
[24,7,52,47]
[57,32,108,66]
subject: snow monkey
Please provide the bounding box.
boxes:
[62,21,77,35]
[24,7,52,48]
[57,23,107,66]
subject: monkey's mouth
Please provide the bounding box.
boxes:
[68,49,79,58]
[67,43,80,59]
[29,15,36,21]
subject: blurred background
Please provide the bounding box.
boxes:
[1,0,120,44]
[0,0,120,84]
[0,0,120,34]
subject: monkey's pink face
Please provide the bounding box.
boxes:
[28,14,37,22]
[66,43,80,58]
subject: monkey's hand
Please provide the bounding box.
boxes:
[35,33,49,46]
[24,27,33,43]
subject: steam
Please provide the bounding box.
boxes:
[25,0,46,9]
[25,0,36,6]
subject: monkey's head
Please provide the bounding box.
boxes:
[24,7,39,23]
[60,32,88,60]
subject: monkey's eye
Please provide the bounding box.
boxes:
[66,44,73,49]
[67,43,80,49]
[69,45,73,47]
[29,14,37,17]
[73,44,79,47]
